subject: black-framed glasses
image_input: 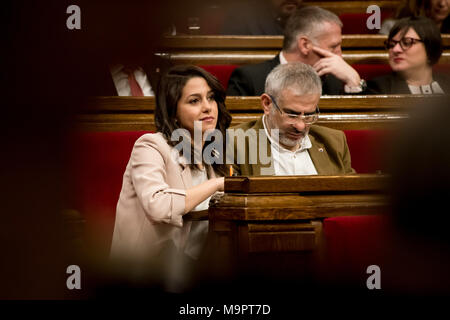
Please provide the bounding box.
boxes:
[268,94,319,125]
[384,37,424,51]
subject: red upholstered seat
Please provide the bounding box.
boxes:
[322,215,391,280]
[352,64,392,80]
[434,64,450,74]
[65,131,151,254]
[343,130,389,173]
[340,12,392,34]
[199,64,238,90]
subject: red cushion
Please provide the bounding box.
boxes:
[352,64,392,80]
[199,64,238,90]
[340,12,393,34]
[434,64,450,74]
[65,131,151,252]
[344,130,389,173]
[323,215,391,278]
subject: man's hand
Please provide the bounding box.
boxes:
[311,46,361,87]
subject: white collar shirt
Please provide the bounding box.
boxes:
[110,64,155,96]
[279,51,288,65]
[408,81,444,94]
[262,115,318,176]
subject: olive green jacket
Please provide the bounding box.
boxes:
[230,117,354,176]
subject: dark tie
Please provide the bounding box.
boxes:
[123,67,144,96]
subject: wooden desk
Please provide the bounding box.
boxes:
[157,35,450,65]
[207,175,389,270]
[160,34,450,50]
[75,95,424,131]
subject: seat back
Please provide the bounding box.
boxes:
[343,130,389,173]
[352,64,392,80]
[340,12,392,34]
[199,64,239,90]
[322,215,391,280]
[65,131,151,255]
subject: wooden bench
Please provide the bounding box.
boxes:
[75,95,426,132]
[157,35,450,65]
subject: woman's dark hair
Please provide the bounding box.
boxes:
[155,64,232,176]
[388,16,443,66]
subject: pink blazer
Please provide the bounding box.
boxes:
[110,133,216,261]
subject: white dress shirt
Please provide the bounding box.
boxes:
[279,51,288,65]
[262,115,318,175]
[109,64,154,96]
[183,167,210,259]
[408,81,444,94]
[165,166,210,292]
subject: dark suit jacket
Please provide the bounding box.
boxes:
[367,72,450,94]
[230,117,355,176]
[226,55,345,96]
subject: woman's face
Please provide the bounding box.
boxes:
[176,76,218,137]
[429,0,450,24]
[388,27,429,73]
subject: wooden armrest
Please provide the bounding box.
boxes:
[184,210,209,221]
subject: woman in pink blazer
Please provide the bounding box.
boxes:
[110,65,231,288]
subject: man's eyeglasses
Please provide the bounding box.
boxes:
[384,37,424,51]
[269,94,319,125]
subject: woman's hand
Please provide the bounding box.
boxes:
[185,176,225,213]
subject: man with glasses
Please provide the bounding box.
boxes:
[230,62,354,176]
[227,6,366,96]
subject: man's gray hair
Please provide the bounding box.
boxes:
[265,62,322,98]
[283,6,343,52]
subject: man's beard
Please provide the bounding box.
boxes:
[278,128,308,149]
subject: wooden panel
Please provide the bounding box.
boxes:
[208,174,390,259]
[75,95,422,131]
[75,114,154,132]
[210,175,390,221]
[247,229,316,252]
[162,50,450,65]
[75,112,406,131]
[160,35,450,50]
[224,174,389,193]
[211,193,387,220]
[158,34,450,66]
[81,95,426,112]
